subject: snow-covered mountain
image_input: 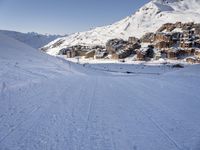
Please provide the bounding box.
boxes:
[43,0,200,55]
[0,30,64,49]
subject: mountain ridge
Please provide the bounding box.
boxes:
[43,0,200,55]
[0,30,65,49]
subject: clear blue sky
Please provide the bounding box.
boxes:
[0,0,149,35]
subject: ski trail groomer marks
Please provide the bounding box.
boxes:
[78,77,98,149]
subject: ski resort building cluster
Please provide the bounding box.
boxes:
[42,22,200,63]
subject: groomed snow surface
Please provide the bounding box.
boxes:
[1,33,200,150]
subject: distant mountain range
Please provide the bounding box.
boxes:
[0,30,66,49]
[42,0,200,55]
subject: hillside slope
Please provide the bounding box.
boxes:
[0,33,77,88]
[43,0,200,55]
[0,30,64,49]
[1,32,200,150]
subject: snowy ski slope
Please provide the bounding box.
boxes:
[0,33,200,150]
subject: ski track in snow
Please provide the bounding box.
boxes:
[116,79,182,149]
[0,61,200,150]
[118,80,181,148]
[0,82,6,101]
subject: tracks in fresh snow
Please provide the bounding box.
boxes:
[0,105,41,144]
[142,111,182,150]
[111,78,183,150]
[78,77,98,149]
[85,77,97,130]
[0,66,200,150]
[0,82,7,101]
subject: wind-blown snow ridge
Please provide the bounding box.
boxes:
[43,0,200,55]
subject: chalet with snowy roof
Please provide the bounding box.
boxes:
[195,49,200,58]
[186,57,200,64]
[155,41,171,49]
[175,22,182,28]
[106,39,127,54]
[153,33,172,43]
[194,40,200,48]
[178,27,196,49]
[153,32,175,50]
[95,49,108,59]
[167,50,177,60]
[85,50,95,58]
[157,23,176,33]
[154,51,162,60]
[76,50,88,57]
[58,48,70,55]
[66,49,76,58]
[58,47,88,58]
[112,44,138,59]
[179,41,193,49]
[140,32,154,43]
[176,49,195,59]
[186,57,197,64]
[106,38,141,59]
[128,42,141,50]
[128,37,140,44]
[171,32,182,42]
[159,48,178,60]
[182,22,194,30]
[136,46,154,61]
[136,50,146,61]
[64,45,89,58]
[154,50,166,60]
[111,49,131,59]
[194,24,200,35]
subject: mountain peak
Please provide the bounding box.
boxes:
[152,0,182,3]
[43,0,200,55]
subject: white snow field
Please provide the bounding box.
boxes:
[0,30,63,49]
[1,33,200,150]
[43,0,200,55]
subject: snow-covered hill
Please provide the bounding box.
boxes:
[1,32,200,150]
[0,30,64,49]
[43,0,200,55]
[0,33,77,87]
